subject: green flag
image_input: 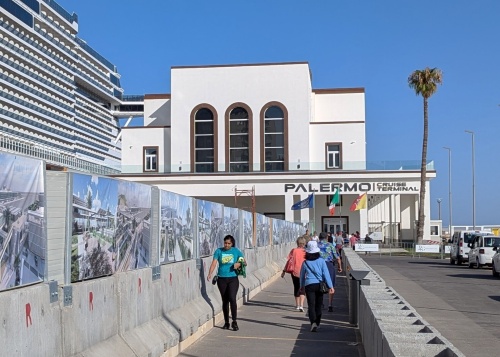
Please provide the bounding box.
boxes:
[329,190,340,215]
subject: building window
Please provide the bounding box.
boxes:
[264,106,284,171]
[193,107,216,172]
[144,146,158,172]
[325,142,342,169]
[261,102,288,172]
[226,104,252,172]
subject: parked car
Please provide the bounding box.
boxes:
[492,247,500,277]
[449,230,492,265]
[468,235,500,268]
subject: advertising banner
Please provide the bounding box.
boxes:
[0,153,45,291]
[160,190,193,263]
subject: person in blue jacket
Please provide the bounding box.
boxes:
[207,235,245,331]
[299,240,334,332]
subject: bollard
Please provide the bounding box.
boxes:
[348,270,370,326]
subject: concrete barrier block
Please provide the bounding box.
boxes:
[0,283,62,356]
[121,317,180,357]
[117,269,158,334]
[69,334,134,357]
[61,276,119,355]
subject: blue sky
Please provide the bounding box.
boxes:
[57,0,500,226]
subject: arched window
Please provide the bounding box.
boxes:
[262,104,286,171]
[193,107,215,172]
[227,105,251,172]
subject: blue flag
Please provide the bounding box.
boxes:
[291,194,314,210]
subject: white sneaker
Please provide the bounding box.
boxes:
[295,306,301,311]
[315,323,320,330]
[298,306,304,312]
[310,324,317,332]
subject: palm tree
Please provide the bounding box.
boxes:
[408,67,443,244]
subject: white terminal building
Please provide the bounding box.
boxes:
[119,62,437,242]
[0,1,438,242]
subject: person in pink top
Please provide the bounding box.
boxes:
[349,233,358,251]
[281,236,307,311]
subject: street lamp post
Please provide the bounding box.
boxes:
[437,198,442,220]
[465,130,476,230]
[443,147,452,237]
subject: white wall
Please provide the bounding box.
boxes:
[144,98,171,126]
[121,127,170,173]
[313,92,365,122]
[170,63,312,172]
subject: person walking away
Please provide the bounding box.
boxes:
[364,234,372,255]
[349,233,358,251]
[207,235,246,331]
[300,241,334,332]
[281,236,307,311]
[335,232,344,257]
[317,233,342,312]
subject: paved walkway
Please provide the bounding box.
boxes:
[180,271,365,357]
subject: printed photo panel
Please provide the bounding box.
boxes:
[115,180,152,272]
[256,213,271,247]
[198,199,223,256]
[224,206,240,248]
[71,173,118,281]
[272,219,282,245]
[241,210,253,249]
[160,190,194,263]
[0,153,45,291]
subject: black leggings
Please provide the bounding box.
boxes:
[305,283,324,325]
[217,276,240,323]
[291,275,303,297]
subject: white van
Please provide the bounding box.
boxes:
[468,235,500,268]
[449,230,492,265]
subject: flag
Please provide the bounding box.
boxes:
[291,194,314,210]
[350,193,367,211]
[329,190,340,215]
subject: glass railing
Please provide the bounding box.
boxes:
[121,160,435,174]
[3,91,73,127]
[122,95,145,102]
[73,122,111,142]
[74,68,113,95]
[0,18,75,73]
[0,72,73,112]
[0,108,73,140]
[33,25,78,60]
[74,37,115,72]
[41,0,78,25]
[1,36,73,85]
[0,49,73,98]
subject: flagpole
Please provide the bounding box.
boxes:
[313,193,316,234]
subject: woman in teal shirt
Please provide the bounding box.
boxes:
[207,235,245,331]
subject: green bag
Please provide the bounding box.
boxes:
[235,257,246,278]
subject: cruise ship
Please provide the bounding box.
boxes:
[0,0,142,174]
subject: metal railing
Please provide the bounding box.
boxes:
[0,132,121,175]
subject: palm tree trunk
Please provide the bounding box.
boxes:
[417,98,428,244]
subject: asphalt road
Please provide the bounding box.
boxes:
[362,254,500,356]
